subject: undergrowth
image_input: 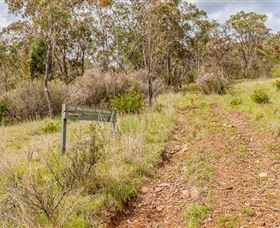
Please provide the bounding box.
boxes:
[0,92,180,227]
[41,121,60,134]
[184,203,209,228]
[203,79,280,135]
[251,88,271,104]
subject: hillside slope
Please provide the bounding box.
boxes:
[1,79,280,227]
[108,79,280,227]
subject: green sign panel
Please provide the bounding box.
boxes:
[60,104,117,155]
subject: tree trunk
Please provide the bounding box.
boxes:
[167,54,171,86]
[44,0,54,117]
[81,49,85,75]
[44,42,54,117]
[148,79,153,107]
[3,62,9,92]
[62,51,68,82]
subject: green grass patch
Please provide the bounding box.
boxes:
[41,121,60,134]
[251,88,271,104]
[230,97,242,106]
[186,152,214,185]
[217,215,238,228]
[273,80,280,91]
[184,203,209,228]
[241,208,255,217]
[203,79,280,136]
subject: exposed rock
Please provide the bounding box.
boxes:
[258,172,268,178]
[182,190,190,197]
[158,183,170,187]
[189,187,202,200]
[156,206,164,212]
[141,187,149,193]
[154,187,163,193]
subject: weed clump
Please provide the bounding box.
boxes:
[184,203,209,227]
[241,208,255,217]
[153,103,165,113]
[251,88,271,104]
[196,73,228,95]
[111,91,144,113]
[0,101,7,124]
[271,65,280,78]
[274,80,280,91]
[41,121,60,134]
[230,98,242,106]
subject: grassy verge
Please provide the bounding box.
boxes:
[0,92,181,227]
[201,78,280,135]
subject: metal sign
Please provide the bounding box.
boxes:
[60,104,117,155]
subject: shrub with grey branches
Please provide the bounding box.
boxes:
[196,72,228,95]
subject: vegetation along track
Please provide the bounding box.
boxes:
[108,108,189,228]
[108,98,280,227]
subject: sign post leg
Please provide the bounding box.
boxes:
[60,104,67,155]
[112,110,117,133]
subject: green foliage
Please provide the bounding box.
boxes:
[29,39,47,80]
[271,65,280,78]
[2,124,104,226]
[183,83,199,94]
[186,70,199,83]
[274,80,280,90]
[230,97,242,106]
[68,69,146,107]
[153,103,165,113]
[227,11,269,78]
[251,88,271,104]
[258,49,280,65]
[0,101,7,124]
[184,203,209,228]
[118,116,140,134]
[0,93,180,227]
[111,91,144,113]
[217,215,238,228]
[41,121,59,134]
[241,208,255,217]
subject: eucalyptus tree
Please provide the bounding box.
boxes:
[0,21,32,89]
[5,0,94,116]
[91,3,115,72]
[53,11,94,82]
[227,11,270,78]
[259,33,280,64]
[138,0,185,103]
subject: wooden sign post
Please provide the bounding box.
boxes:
[60,104,117,155]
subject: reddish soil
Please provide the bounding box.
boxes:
[207,104,280,227]
[107,104,280,228]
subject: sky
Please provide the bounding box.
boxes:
[0,1,18,29]
[194,0,280,32]
[0,0,280,31]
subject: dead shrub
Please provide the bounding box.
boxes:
[0,80,67,121]
[196,72,228,95]
[68,69,164,107]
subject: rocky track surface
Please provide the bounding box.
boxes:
[108,103,280,227]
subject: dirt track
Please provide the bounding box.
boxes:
[108,103,280,227]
